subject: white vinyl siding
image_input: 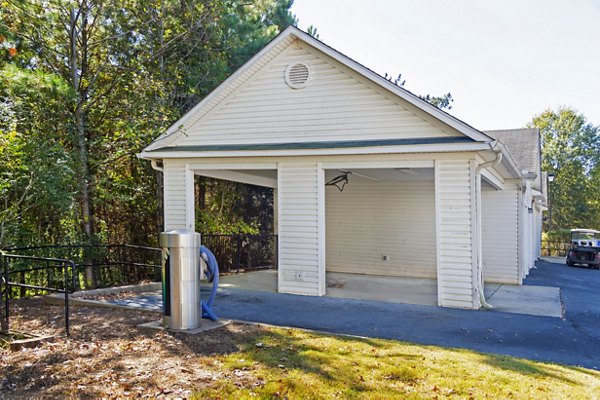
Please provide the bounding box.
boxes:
[326,180,436,278]
[277,163,325,296]
[163,160,187,230]
[178,41,458,147]
[482,185,519,284]
[435,160,478,309]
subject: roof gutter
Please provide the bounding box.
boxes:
[150,159,164,172]
[478,140,503,172]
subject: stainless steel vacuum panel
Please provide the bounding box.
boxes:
[160,230,202,330]
[160,229,202,249]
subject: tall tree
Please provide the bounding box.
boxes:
[0,65,73,247]
[1,0,297,282]
[384,73,454,110]
[528,107,600,233]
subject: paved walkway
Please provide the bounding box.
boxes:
[105,259,600,370]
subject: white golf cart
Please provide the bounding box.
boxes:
[566,229,600,268]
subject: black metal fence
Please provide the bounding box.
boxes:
[201,234,278,274]
[0,236,277,337]
[1,252,73,336]
[2,244,162,290]
[1,236,277,294]
[541,241,570,257]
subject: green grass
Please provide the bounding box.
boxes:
[193,326,600,399]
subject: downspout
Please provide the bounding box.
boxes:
[475,141,503,309]
[151,159,164,172]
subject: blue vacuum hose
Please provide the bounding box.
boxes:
[200,246,219,321]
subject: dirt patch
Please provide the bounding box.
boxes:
[0,297,262,398]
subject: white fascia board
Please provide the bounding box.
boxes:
[481,168,504,190]
[139,142,491,160]
[320,160,433,169]
[187,162,277,170]
[195,169,277,188]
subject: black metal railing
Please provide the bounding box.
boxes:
[3,244,162,290]
[1,252,73,336]
[0,237,276,337]
[1,244,162,338]
[201,234,277,274]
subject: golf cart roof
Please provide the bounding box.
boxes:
[571,229,600,234]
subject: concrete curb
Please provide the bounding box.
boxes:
[44,282,162,314]
[44,295,162,314]
[70,282,161,298]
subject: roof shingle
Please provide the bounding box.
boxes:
[485,128,540,175]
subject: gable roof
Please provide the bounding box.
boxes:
[143,25,493,153]
[485,129,540,175]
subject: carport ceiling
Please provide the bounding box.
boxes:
[195,168,434,187]
[325,168,434,182]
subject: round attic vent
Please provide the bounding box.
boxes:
[285,62,311,89]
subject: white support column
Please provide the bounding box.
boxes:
[185,164,195,231]
[517,186,525,282]
[317,163,326,296]
[277,162,325,296]
[273,188,278,235]
[435,160,480,309]
[163,160,188,230]
[481,182,520,284]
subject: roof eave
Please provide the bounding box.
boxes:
[139,142,491,160]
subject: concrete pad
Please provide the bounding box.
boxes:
[218,269,277,292]
[218,270,563,318]
[485,284,563,318]
[541,256,566,264]
[219,270,440,306]
[51,270,563,319]
[326,272,438,306]
[138,319,232,334]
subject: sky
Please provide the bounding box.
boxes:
[291,0,600,130]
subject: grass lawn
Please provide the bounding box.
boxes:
[194,325,600,399]
[2,299,599,398]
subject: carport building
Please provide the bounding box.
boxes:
[140,26,547,310]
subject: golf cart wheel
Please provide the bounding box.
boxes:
[566,260,574,267]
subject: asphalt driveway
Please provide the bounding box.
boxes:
[207,258,600,370]
[102,258,600,369]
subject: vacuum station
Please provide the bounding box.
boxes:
[160,230,219,330]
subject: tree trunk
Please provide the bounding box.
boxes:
[155,0,165,238]
[70,6,96,288]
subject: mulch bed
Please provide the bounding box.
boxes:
[0,297,262,399]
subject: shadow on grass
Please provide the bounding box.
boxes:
[483,355,580,385]
[222,328,424,387]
